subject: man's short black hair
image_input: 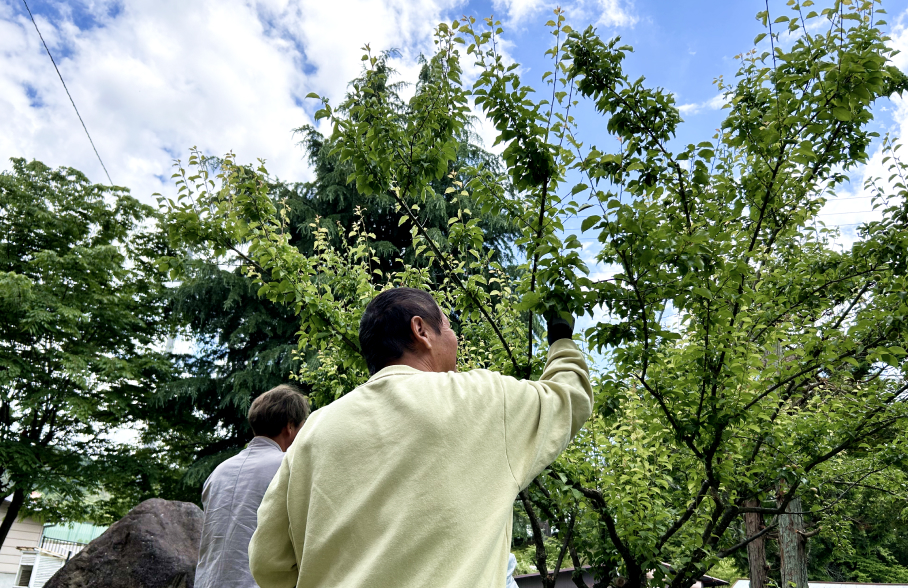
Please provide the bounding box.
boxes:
[248,384,310,437]
[359,287,443,375]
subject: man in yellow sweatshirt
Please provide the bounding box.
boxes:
[249,287,593,588]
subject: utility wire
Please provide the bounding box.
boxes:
[21,0,113,185]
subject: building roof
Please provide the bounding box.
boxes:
[733,581,908,588]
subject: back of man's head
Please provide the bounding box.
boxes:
[248,384,310,438]
[359,287,442,375]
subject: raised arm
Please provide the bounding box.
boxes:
[503,317,593,489]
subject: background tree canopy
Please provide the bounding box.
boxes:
[153,53,523,489]
[0,158,172,548]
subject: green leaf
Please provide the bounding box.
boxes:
[516,292,541,311]
[582,216,601,232]
[832,107,852,121]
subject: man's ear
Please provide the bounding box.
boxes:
[410,315,433,350]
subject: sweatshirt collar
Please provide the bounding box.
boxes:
[367,364,424,383]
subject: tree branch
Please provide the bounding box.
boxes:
[390,187,520,373]
[657,479,711,549]
[224,241,363,357]
[527,179,550,379]
[717,523,779,558]
[521,489,550,583]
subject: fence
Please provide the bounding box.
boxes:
[38,536,87,560]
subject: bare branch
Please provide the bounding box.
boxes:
[521,489,550,582]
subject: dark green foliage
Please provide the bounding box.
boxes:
[151,265,301,487]
[723,469,908,584]
[805,459,908,583]
[294,53,520,273]
[293,125,519,274]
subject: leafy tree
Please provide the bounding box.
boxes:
[458,4,908,586]
[722,439,908,585]
[0,158,172,546]
[808,469,908,583]
[788,442,907,583]
[153,52,521,490]
[161,2,908,587]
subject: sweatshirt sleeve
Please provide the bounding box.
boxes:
[503,339,593,489]
[249,457,298,588]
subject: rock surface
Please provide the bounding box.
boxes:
[44,498,204,588]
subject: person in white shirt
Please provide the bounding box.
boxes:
[195,384,309,588]
[506,553,519,587]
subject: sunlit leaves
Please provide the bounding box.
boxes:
[0,158,173,528]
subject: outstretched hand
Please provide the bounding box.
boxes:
[545,311,574,345]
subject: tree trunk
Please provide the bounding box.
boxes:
[778,496,809,588]
[0,487,26,549]
[744,499,769,588]
[520,491,555,588]
[619,560,647,588]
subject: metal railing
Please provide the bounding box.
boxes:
[39,536,87,560]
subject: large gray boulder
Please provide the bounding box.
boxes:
[45,498,204,588]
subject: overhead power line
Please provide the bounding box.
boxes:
[21,0,113,186]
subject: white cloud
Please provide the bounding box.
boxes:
[594,0,638,29]
[675,103,698,115]
[0,0,465,205]
[889,7,908,71]
[706,94,726,110]
[815,6,908,247]
[492,0,637,29]
[676,93,726,116]
[491,0,547,25]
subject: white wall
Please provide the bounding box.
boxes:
[29,553,65,588]
[0,502,43,575]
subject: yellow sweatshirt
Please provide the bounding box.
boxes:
[249,339,593,588]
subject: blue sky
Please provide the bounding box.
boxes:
[1,0,907,241]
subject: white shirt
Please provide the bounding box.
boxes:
[196,437,284,588]
[506,553,519,588]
